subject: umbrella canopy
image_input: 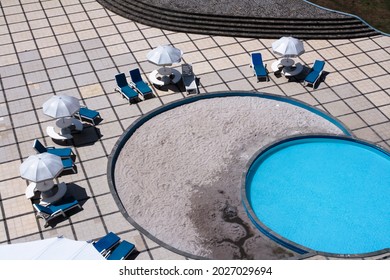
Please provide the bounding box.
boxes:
[0,236,105,260]
[20,153,63,183]
[147,45,183,66]
[43,95,80,119]
[272,36,305,58]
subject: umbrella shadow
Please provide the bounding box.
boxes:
[65,182,90,203]
[72,124,102,147]
[289,66,329,89]
[287,66,310,83]
[153,82,182,93]
[50,124,102,147]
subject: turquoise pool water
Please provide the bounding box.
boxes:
[246,136,390,255]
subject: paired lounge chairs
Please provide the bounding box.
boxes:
[33,196,82,228]
[93,232,136,260]
[115,69,154,103]
[93,232,120,255]
[250,52,269,82]
[303,60,325,88]
[32,139,76,174]
[115,73,140,104]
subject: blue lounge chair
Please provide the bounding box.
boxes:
[106,240,136,260]
[129,68,153,99]
[93,232,121,255]
[250,53,269,82]
[114,73,139,104]
[33,139,75,159]
[33,197,82,228]
[303,60,325,88]
[74,107,101,126]
[62,158,76,174]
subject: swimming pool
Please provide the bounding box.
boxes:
[245,135,390,255]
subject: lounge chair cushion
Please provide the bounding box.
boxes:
[48,148,72,158]
[34,197,80,215]
[135,81,152,95]
[254,65,267,77]
[62,158,74,170]
[313,60,325,72]
[251,53,268,81]
[304,71,319,84]
[115,73,128,88]
[129,68,143,84]
[93,232,121,254]
[121,85,138,99]
[251,53,263,67]
[47,198,80,214]
[78,107,99,120]
[33,139,48,153]
[106,240,135,260]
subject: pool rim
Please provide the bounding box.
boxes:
[107,91,353,260]
[242,133,390,258]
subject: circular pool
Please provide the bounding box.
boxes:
[245,136,390,255]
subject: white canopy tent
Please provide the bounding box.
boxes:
[0,236,104,260]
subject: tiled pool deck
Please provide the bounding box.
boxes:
[0,0,389,260]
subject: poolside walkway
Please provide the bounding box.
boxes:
[0,0,389,260]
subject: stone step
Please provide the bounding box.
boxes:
[97,0,379,39]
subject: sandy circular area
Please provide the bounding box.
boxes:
[113,95,346,259]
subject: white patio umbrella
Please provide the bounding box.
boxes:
[0,236,104,260]
[272,36,305,64]
[147,45,183,75]
[43,94,80,119]
[20,153,63,183]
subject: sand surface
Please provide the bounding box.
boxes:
[114,96,345,259]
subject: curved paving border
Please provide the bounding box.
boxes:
[304,0,390,37]
[107,91,352,259]
[242,134,390,259]
[97,0,379,39]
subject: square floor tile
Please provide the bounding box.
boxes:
[328,57,355,71]
[338,113,366,130]
[311,88,340,104]
[322,100,352,117]
[358,108,388,125]
[353,127,382,143]
[372,122,390,140]
[353,79,381,94]
[367,91,390,107]
[345,96,374,112]
[7,214,40,240]
[339,68,367,82]
[372,75,390,90]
